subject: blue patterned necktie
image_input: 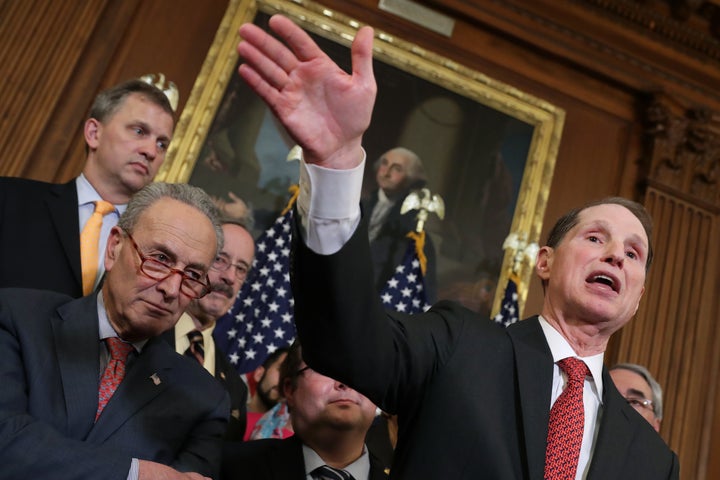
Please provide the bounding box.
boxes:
[312,465,354,480]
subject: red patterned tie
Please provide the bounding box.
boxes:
[544,357,591,479]
[96,337,134,421]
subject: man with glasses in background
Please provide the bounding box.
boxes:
[610,363,664,432]
[0,182,230,480]
[163,219,255,441]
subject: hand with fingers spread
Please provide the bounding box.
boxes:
[237,14,376,170]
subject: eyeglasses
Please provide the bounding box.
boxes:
[625,396,655,413]
[125,231,211,299]
[210,253,250,280]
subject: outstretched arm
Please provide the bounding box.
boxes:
[237,14,376,169]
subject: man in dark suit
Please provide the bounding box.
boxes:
[221,340,388,480]
[0,78,175,298]
[163,220,254,441]
[0,182,230,479]
[234,15,679,479]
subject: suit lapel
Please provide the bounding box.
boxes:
[270,436,307,479]
[586,369,635,479]
[47,182,82,287]
[507,317,555,480]
[87,337,172,442]
[53,294,103,440]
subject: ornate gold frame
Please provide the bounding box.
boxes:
[155,0,565,317]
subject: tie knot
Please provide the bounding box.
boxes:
[106,337,134,361]
[94,200,115,216]
[187,330,204,346]
[558,357,590,383]
[312,465,354,480]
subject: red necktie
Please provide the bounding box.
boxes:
[96,337,133,421]
[544,357,590,479]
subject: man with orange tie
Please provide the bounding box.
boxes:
[0,78,175,297]
[0,182,230,479]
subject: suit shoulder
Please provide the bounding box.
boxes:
[0,287,73,308]
[0,177,55,193]
[221,438,290,478]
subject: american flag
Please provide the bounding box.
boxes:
[493,273,520,327]
[379,232,431,314]
[213,209,296,374]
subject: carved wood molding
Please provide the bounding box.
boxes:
[580,0,720,62]
[643,93,720,210]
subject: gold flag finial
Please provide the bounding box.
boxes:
[139,73,179,112]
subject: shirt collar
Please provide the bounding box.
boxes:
[76,174,128,214]
[96,290,147,352]
[175,312,215,341]
[538,315,605,402]
[302,443,370,480]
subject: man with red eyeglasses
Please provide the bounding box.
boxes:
[0,182,230,480]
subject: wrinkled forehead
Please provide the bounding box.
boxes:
[134,199,217,259]
[577,204,649,244]
[610,368,652,396]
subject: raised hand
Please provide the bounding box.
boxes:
[237,14,376,169]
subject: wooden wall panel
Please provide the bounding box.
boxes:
[612,190,720,478]
[0,0,110,178]
[0,0,229,183]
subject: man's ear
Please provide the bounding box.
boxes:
[104,226,123,271]
[84,118,101,150]
[633,286,646,315]
[283,378,295,408]
[535,246,553,281]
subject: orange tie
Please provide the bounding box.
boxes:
[80,200,115,295]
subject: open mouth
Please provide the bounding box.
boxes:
[587,273,620,293]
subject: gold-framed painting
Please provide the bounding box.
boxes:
[155,0,565,318]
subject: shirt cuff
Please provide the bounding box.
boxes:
[297,148,365,255]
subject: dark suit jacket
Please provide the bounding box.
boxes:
[161,327,249,441]
[0,288,230,480]
[362,190,437,303]
[0,178,84,297]
[291,217,679,479]
[221,435,388,480]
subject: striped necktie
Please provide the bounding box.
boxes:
[312,465,354,480]
[185,329,205,366]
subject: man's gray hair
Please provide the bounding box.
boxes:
[118,182,223,252]
[611,363,663,420]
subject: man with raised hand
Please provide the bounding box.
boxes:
[236,15,678,479]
